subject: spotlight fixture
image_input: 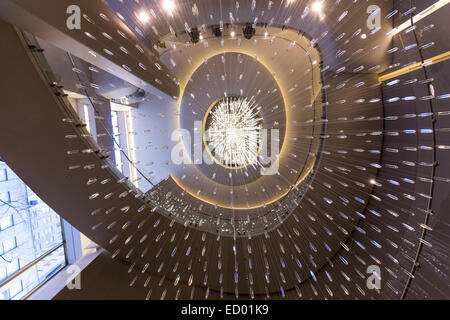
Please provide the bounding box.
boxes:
[212,25,222,37]
[137,11,150,23]
[163,0,175,17]
[189,27,200,43]
[243,23,256,40]
[312,0,323,13]
[312,0,326,20]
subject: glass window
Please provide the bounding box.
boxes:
[2,237,17,253]
[111,111,123,172]
[0,288,10,300]
[0,192,11,203]
[0,215,13,231]
[0,169,7,182]
[0,159,66,300]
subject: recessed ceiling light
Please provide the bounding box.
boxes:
[231,31,236,37]
[163,0,175,17]
[264,31,269,38]
[312,1,323,13]
[361,33,367,39]
[313,60,317,65]
[137,11,150,23]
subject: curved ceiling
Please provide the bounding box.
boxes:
[0,0,449,300]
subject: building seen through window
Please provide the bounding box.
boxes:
[0,157,66,300]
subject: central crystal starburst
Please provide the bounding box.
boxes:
[205,97,263,168]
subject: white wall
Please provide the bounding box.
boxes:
[129,96,179,192]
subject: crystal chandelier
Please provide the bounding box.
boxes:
[205,96,263,168]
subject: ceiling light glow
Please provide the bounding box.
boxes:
[312,1,323,13]
[137,11,150,23]
[163,0,175,16]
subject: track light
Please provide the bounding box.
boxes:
[212,25,222,37]
[189,27,200,43]
[243,23,255,40]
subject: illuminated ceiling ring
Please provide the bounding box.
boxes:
[172,47,324,211]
